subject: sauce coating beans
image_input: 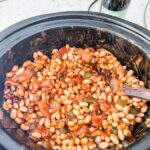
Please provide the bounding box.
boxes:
[3,45,147,149]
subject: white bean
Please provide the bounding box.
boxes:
[118,130,125,141]
[137,113,145,117]
[123,106,129,114]
[95,136,101,143]
[79,102,88,107]
[19,106,27,112]
[73,109,80,116]
[141,105,148,113]
[122,118,130,124]
[99,142,108,149]
[112,113,119,122]
[110,134,119,145]
[126,114,135,120]
[20,124,29,131]
[115,104,123,111]
[10,109,17,119]
[135,117,142,123]
[45,118,50,128]
[132,97,141,102]
[84,115,91,124]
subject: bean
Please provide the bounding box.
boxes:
[84,115,91,123]
[73,105,80,110]
[83,107,89,113]
[79,102,88,107]
[114,95,119,103]
[69,139,75,146]
[45,118,50,128]
[89,105,94,111]
[123,129,132,137]
[15,118,23,124]
[13,103,19,109]
[77,145,82,150]
[75,138,80,145]
[68,87,74,94]
[50,127,55,133]
[10,109,17,119]
[137,113,145,117]
[64,90,70,97]
[17,111,24,119]
[19,106,27,112]
[118,129,125,141]
[78,120,85,124]
[81,138,88,145]
[105,86,111,93]
[91,86,97,92]
[107,116,112,123]
[39,118,45,125]
[21,124,29,131]
[102,120,108,129]
[52,146,61,150]
[118,112,125,118]
[107,95,112,103]
[73,109,80,116]
[118,123,126,130]
[127,70,134,76]
[56,111,61,120]
[60,134,67,140]
[16,68,24,75]
[112,122,118,127]
[126,114,135,120]
[105,136,110,143]
[132,97,141,102]
[95,136,101,143]
[112,113,119,122]
[68,121,75,126]
[89,144,96,150]
[135,117,142,123]
[32,132,41,138]
[82,145,88,150]
[110,134,119,145]
[99,142,109,149]
[123,106,129,114]
[77,115,84,120]
[122,118,130,124]
[115,104,123,111]
[141,105,148,113]
[83,79,92,84]
[62,145,67,150]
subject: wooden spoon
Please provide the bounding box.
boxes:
[110,78,150,100]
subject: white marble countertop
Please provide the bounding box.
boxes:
[0,0,149,32]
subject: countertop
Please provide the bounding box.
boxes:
[0,0,149,32]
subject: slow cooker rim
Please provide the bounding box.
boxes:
[0,11,150,43]
[0,11,150,150]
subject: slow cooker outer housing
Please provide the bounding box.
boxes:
[0,12,150,150]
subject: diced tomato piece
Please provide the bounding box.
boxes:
[78,50,92,63]
[75,125,89,136]
[99,100,110,112]
[38,101,49,118]
[93,102,99,111]
[59,47,67,59]
[92,112,107,127]
[91,130,107,137]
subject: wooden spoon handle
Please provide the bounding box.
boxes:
[123,85,150,100]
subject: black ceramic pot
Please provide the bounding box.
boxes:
[0,11,150,150]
